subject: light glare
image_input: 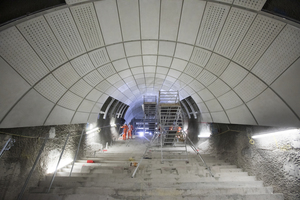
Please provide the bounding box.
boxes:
[86,127,99,134]
[252,129,299,139]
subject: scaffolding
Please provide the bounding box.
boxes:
[142,95,158,136]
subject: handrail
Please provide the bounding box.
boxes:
[69,128,85,177]
[131,146,149,178]
[183,131,214,177]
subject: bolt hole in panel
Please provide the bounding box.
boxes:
[71,54,96,76]
[58,91,83,110]
[233,0,267,11]
[53,63,80,88]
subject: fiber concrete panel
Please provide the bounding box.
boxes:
[157,56,172,67]
[131,67,144,75]
[107,74,122,85]
[0,89,54,128]
[220,62,248,88]
[83,71,104,87]
[226,105,256,125]
[113,59,129,72]
[175,43,193,61]
[143,56,157,66]
[72,112,89,124]
[70,79,93,97]
[247,88,300,127]
[87,113,99,124]
[271,58,300,117]
[78,99,95,112]
[198,102,209,113]
[171,59,188,71]
[94,0,122,45]
[190,47,211,68]
[92,103,103,113]
[71,54,95,76]
[142,41,158,55]
[198,89,214,101]
[233,0,266,11]
[205,99,223,112]
[98,64,116,79]
[53,63,80,88]
[158,41,176,56]
[184,63,203,78]
[201,112,212,122]
[58,91,83,110]
[128,56,142,68]
[189,80,205,93]
[118,69,132,78]
[197,70,217,87]
[89,48,110,68]
[140,0,160,39]
[0,57,30,121]
[218,90,243,110]
[86,89,102,102]
[125,41,142,56]
[208,79,231,97]
[205,54,230,77]
[45,105,74,125]
[211,111,229,123]
[107,43,125,61]
[183,85,195,95]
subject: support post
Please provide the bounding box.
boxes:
[69,128,85,177]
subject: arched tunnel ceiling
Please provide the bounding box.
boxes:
[0,0,300,128]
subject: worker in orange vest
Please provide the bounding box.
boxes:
[128,123,134,139]
[121,124,128,140]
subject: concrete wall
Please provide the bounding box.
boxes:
[0,124,84,200]
[197,124,300,200]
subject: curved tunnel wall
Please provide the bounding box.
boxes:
[0,0,300,129]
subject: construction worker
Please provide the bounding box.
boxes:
[128,123,134,139]
[121,124,128,140]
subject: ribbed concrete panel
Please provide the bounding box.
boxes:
[70,79,92,97]
[86,89,102,102]
[208,79,231,97]
[72,112,89,124]
[124,41,141,56]
[45,8,85,59]
[57,91,83,110]
[77,99,95,112]
[171,59,188,71]
[83,71,104,87]
[97,64,116,78]
[201,112,212,122]
[89,48,110,68]
[233,0,267,11]
[206,99,223,112]
[271,58,300,117]
[198,102,209,113]
[34,74,67,103]
[252,25,300,85]
[113,59,129,72]
[160,0,182,41]
[218,90,243,110]
[190,47,212,67]
[184,63,203,78]
[0,89,54,128]
[233,15,285,70]
[140,0,160,39]
[197,70,217,87]
[71,54,95,76]
[107,43,125,61]
[234,73,267,102]
[94,0,122,45]
[247,89,300,127]
[117,0,140,41]
[198,88,214,101]
[87,113,99,124]
[53,63,80,88]
[0,58,30,120]
[142,41,158,55]
[128,56,143,68]
[158,41,176,56]
[178,0,205,44]
[226,105,256,125]
[215,8,256,59]
[196,2,230,50]
[211,111,229,123]
[71,3,104,50]
[17,16,68,70]
[175,43,193,61]
[220,62,248,88]
[0,27,49,85]
[205,53,230,76]
[45,105,74,125]
[189,80,205,92]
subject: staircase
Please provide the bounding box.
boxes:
[23,136,283,200]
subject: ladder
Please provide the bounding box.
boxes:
[142,95,158,135]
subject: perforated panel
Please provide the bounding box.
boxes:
[205,99,224,112]
[71,54,95,76]
[66,0,88,5]
[53,63,80,88]
[208,79,231,97]
[215,8,256,59]
[71,3,104,50]
[218,90,243,109]
[220,62,248,88]
[0,27,49,85]
[190,47,212,67]
[189,80,205,92]
[196,2,230,50]
[98,64,116,78]
[70,79,93,97]
[58,91,83,110]
[198,88,215,101]
[17,16,68,70]
[184,63,203,78]
[234,73,267,102]
[252,25,300,85]
[233,0,266,11]
[89,48,110,67]
[233,15,285,70]
[214,0,233,3]
[83,71,104,86]
[45,8,85,59]
[96,80,112,92]
[197,70,217,87]
[205,53,230,76]
[34,74,67,103]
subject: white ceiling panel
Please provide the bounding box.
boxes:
[157,56,172,67]
[34,74,67,103]
[128,56,143,67]
[107,74,122,84]
[205,99,224,112]
[184,63,203,78]
[105,86,116,95]
[159,41,176,56]
[117,0,140,41]
[66,0,89,5]
[220,62,248,88]
[94,0,122,45]
[140,0,160,39]
[118,69,132,78]
[205,53,230,76]
[107,43,125,61]
[160,0,182,41]
[179,90,189,99]
[190,47,212,67]
[17,16,68,70]
[143,56,157,65]
[142,41,158,55]
[144,66,156,73]
[0,27,49,85]
[86,89,102,102]
[211,111,229,123]
[92,103,103,113]
[175,43,193,61]
[89,48,110,67]
[196,2,230,50]
[226,104,256,125]
[234,73,267,102]
[252,25,300,85]
[44,105,74,125]
[131,67,144,75]
[198,88,214,101]
[214,0,233,3]
[182,85,195,95]
[174,80,186,89]
[198,102,209,113]
[215,7,256,59]
[218,90,243,110]
[191,93,203,104]
[168,69,181,78]
[197,70,217,87]
[77,99,95,112]
[83,71,104,86]
[87,113,99,124]
[178,0,205,44]
[71,3,104,50]
[70,79,93,97]
[95,80,111,92]
[114,80,126,88]
[247,88,300,127]
[125,41,141,56]
[208,79,231,97]
[98,94,109,104]
[71,54,95,76]
[201,112,212,122]
[189,80,205,92]
[0,89,54,128]
[233,15,285,70]
[72,112,89,124]
[0,57,31,120]
[271,58,300,117]
[53,63,80,88]
[98,64,116,78]
[45,8,85,59]
[171,58,188,71]
[113,59,129,72]
[178,73,193,85]
[233,0,267,11]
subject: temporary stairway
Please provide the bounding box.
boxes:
[23,136,284,200]
[142,95,158,135]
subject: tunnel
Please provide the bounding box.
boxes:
[0,0,300,199]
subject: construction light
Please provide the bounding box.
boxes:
[86,127,99,134]
[138,132,144,136]
[252,129,299,139]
